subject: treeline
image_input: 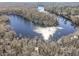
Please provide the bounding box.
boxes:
[0,7,57,27]
[46,6,79,26]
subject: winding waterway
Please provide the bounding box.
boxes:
[9,14,76,40]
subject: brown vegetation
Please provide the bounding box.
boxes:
[0,7,57,27]
[46,6,79,26]
[0,4,79,56]
[0,15,79,56]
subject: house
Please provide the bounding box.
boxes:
[37,5,45,12]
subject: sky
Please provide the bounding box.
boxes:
[0,0,79,2]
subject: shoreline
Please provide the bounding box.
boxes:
[0,6,79,55]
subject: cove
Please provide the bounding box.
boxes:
[9,14,76,41]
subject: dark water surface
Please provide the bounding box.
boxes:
[9,15,76,40]
[53,16,76,39]
[9,15,40,38]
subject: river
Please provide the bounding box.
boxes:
[9,14,76,41]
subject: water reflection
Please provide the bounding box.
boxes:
[9,15,40,38]
[53,16,76,40]
[9,15,76,40]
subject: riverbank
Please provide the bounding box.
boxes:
[0,7,58,27]
[0,15,79,56]
[46,6,79,26]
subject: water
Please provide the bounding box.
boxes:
[53,16,76,39]
[9,15,40,38]
[9,15,76,40]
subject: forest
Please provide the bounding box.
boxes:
[0,2,79,56]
